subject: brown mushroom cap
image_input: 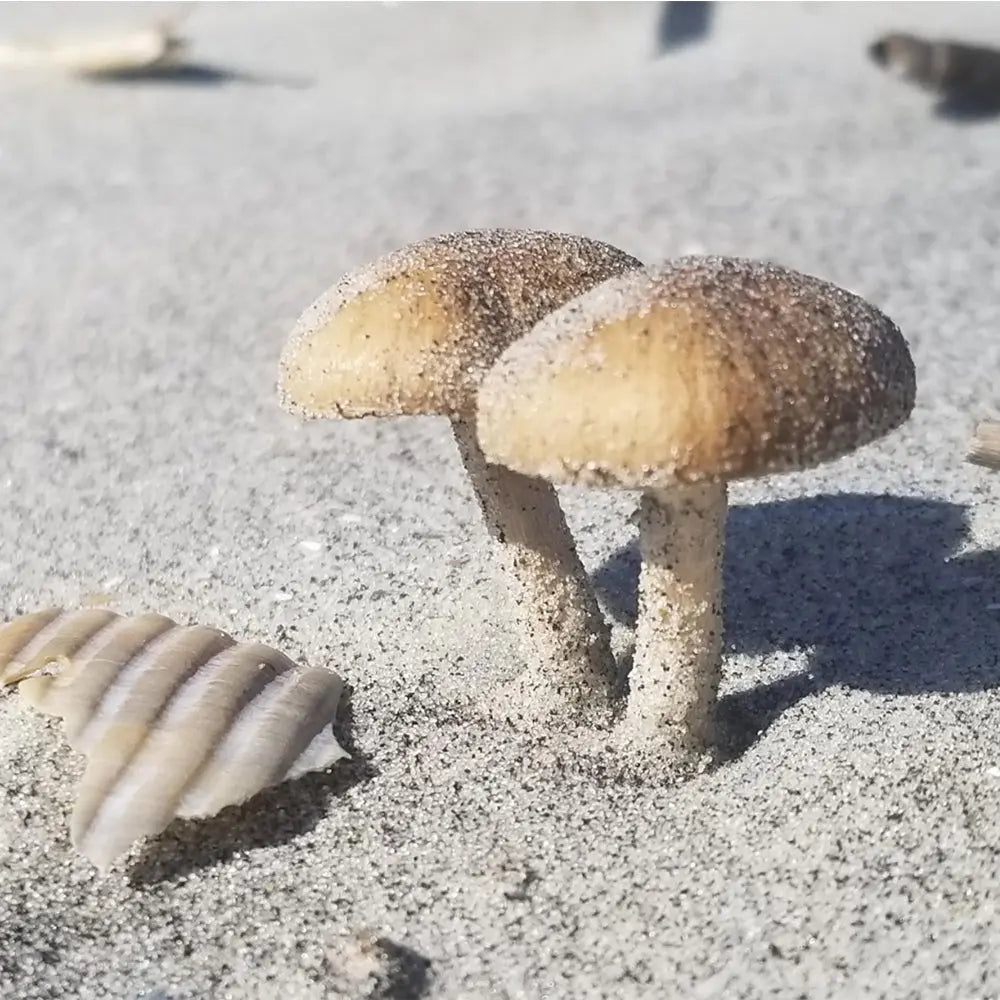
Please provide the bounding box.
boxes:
[278,229,642,420]
[477,255,916,489]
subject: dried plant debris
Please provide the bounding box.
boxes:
[967,421,1000,471]
[0,608,348,871]
[0,21,187,78]
[870,32,1000,107]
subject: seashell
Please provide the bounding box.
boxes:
[967,420,1000,471]
[0,608,349,871]
[0,21,187,78]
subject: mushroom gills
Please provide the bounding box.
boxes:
[0,607,348,870]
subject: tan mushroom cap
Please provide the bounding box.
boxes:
[278,229,642,420]
[477,255,916,489]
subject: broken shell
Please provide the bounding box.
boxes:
[967,420,1000,471]
[0,22,188,78]
[0,608,349,871]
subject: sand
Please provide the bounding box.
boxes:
[3,1,1000,997]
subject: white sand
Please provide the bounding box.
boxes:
[3,2,1000,997]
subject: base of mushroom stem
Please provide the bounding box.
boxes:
[610,709,720,776]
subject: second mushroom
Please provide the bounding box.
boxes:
[278,229,642,723]
[477,255,917,768]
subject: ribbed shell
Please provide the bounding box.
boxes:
[277,228,642,420]
[0,608,348,870]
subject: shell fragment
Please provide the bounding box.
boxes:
[0,608,349,870]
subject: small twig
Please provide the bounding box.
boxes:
[967,421,1000,471]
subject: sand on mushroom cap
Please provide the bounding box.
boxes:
[278,229,642,724]
[477,255,916,769]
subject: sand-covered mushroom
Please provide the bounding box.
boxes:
[278,229,642,721]
[477,255,916,764]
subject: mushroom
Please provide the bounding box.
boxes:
[278,229,642,721]
[477,255,916,765]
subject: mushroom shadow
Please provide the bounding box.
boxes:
[85,63,313,88]
[127,685,375,886]
[594,493,1000,749]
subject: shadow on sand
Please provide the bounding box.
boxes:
[368,938,434,1000]
[654,1,714,56]
[933,93,1000,122]
[86,63,312,89]
[595,493,1000,755]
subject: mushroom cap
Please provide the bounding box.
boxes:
[278,229,642,420]
[477,255,916,490]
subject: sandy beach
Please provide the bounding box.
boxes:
[4,2,1000,997]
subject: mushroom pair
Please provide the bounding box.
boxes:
[279,232,916,766]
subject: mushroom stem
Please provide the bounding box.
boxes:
[450,416,616,719]
[623,481,727,754]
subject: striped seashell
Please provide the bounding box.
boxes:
[0,608,349,871]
